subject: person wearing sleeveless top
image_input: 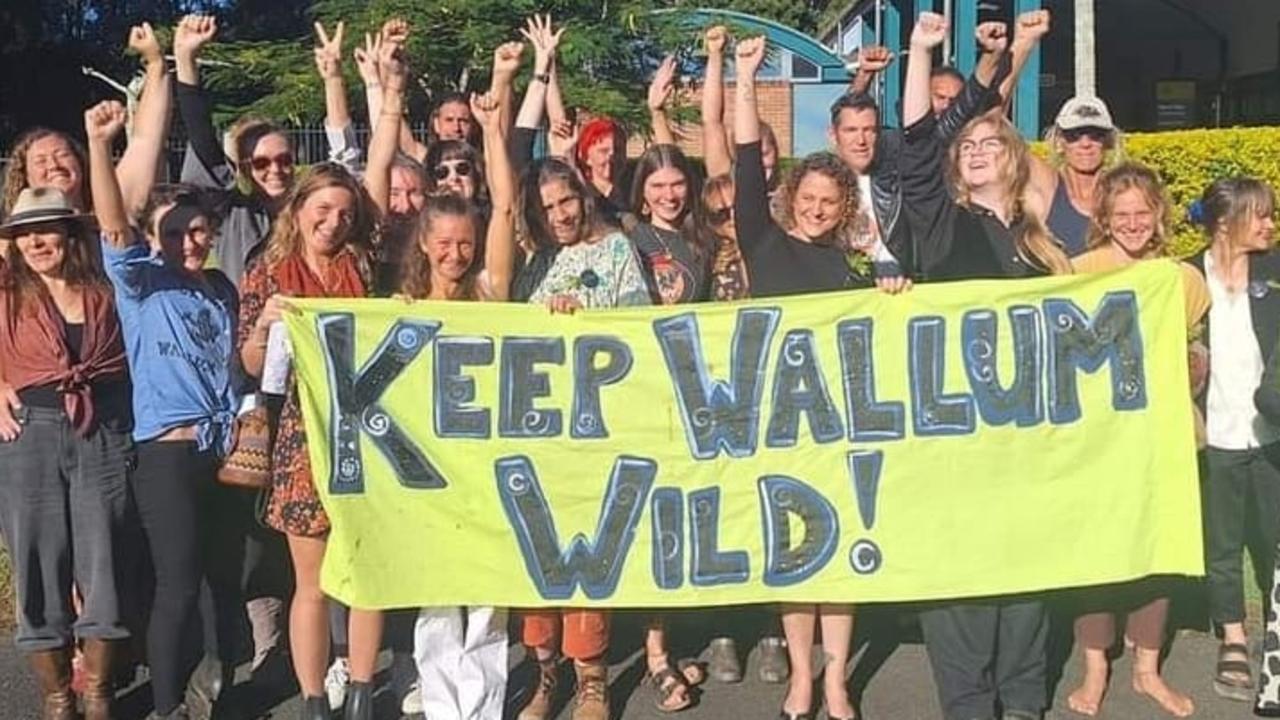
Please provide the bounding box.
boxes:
[1028,95,1121,257]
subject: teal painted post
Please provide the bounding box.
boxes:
[1014,0,1042,138]
[955,0,976,73]
[883,0,901,127]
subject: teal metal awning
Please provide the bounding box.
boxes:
[679,8,852,83]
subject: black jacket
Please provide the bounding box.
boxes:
[869,68,1005,278]
[1186,249,1280,424]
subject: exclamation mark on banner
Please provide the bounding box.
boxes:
[846,450,884,575]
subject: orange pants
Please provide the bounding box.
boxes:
[521,609,609,660]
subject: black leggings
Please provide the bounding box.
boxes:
[132,440,248,714]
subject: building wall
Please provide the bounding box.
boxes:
[1204,0,1280,77]
[626,80,796,159]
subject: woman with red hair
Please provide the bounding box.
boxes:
[574,117,628,223]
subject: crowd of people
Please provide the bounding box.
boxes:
[0,7,1278,720]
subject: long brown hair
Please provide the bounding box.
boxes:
[2,219,105,318]
[3,129,90,216]
[948,114,1072,275]
[398,193,484,300]
[1085,163,1172,255]
[261,163,376,280]
[629,144,715,261]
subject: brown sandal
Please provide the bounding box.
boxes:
[649,666,695,712]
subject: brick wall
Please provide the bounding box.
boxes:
[625,80,794,161]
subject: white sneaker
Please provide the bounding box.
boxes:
[324,657,350,711]
[400,679,423,715]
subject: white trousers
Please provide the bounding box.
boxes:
[414,606,509,720]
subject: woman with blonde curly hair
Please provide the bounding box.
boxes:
[731,33,908,720]
[1066,162,1205,717]
[900,12,1067,720]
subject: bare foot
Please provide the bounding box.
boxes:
[1134,671,1194,717]
[1067,665,1108,716]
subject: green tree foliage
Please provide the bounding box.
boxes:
[199,0,833,130]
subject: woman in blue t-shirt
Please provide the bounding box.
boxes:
[86,99,245,720]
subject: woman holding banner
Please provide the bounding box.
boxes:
[510,97,650,720]
[371,28,521,719]
[1065,162,1205,717]
[731,31,911,720]
[1184,177,1280,704]
[900,11,1068,720]
[236,164,385,720]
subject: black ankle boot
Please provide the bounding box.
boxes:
[300,695,330,720]
[343,681,372,720]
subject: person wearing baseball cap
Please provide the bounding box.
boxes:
[1028,94,1122,257]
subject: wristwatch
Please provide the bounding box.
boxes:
[533,72,551,84]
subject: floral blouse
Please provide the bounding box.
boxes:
[527,231,652,309]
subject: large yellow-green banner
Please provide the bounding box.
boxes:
[286,261,1202,609]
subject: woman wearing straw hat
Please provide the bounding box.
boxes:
[0,186,134,720]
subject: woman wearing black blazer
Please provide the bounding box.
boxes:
[1187,177,1280,703]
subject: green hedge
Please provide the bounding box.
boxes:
[1120,126,1280,258]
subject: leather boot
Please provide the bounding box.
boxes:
[28,647,78,720]
[342,681,372,720]
[517,656,559,720]
[299,695,329,720]
[571,659,609,720]
[80,639,116,720]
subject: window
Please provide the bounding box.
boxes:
[791,55,819,81]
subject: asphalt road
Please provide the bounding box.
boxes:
[0,605,1265,719]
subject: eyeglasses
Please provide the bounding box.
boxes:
[432,160,473,182]
[958,137,1006,156]
[1060,126,1111,144]
[707,205,733,225]
[250,153,294,172]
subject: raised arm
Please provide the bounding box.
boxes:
[366,23,407,216]
[647,55,678,146]
[1003,10,1050,113]
[473,91,517,300]
[903,14,946,127]
[902,13,959,278]
[489,39,523,135]
[849,45,893,96]
[700,25,732,177]
[173,15,228,188]
[733,36,765,146]
[85,101,133,247]
[114,23,171,219]
[730,36,775,256]
[314,21,360,171]
[354,30,383,124]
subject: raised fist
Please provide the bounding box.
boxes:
[856,45,894,73]
[734,35,767,77]
[128,22,163,66]
[84,101,127,143]
[704,25,728,55]
[975,21,1008,54]
[910,12,948,50]
[1014,10,1051,45]
[493,40,524,78]
[174,14,218,58]
[470,91,500,129]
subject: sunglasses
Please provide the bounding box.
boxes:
[249,153,294,172]
[707,205,733,225]
[1060,127,1111,144]
[432,160,473,182]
